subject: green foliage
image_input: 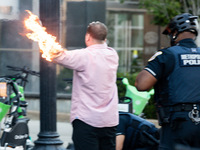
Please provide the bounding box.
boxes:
[139,0,182,26]
[120,0,200,27]
[143,95,157,119]
[117,72,139,98]
[56,67,73,93]
[119,0,200,26]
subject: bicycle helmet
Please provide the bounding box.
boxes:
[162,13,199,45]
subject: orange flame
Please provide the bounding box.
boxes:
[24,10,63,61]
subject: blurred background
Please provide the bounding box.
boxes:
[1,0,198,118]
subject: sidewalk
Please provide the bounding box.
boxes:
[27,111,73,148]
[27,111,160,148]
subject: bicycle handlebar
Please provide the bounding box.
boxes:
[6,65,40,77]
[0,66,40,88]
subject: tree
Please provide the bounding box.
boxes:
[140,0,200,26]
[121,0,200,45]
[120,0,200,26]
[139,0,181,26]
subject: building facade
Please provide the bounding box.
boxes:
[0,0,168,95]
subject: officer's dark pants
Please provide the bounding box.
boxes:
[159,112,200,150]
[72,119,116,150]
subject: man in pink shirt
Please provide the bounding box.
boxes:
[50,21,119,150]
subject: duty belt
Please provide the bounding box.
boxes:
[170,103,200,112]
[170,103,200,125]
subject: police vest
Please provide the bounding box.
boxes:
[166,46,200,105]
[119,112,159,150]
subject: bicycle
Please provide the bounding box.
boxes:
[0,65,39,149]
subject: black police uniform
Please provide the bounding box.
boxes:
[144,38,200,149]
[116,112,159,150]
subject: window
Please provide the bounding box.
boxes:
[0,0,40,94]
[106,12,144,73]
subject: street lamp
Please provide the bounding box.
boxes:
[32,0,65,149]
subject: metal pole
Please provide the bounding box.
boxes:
[33,0,65,149]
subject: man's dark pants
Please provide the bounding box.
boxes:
[72,119,116,150]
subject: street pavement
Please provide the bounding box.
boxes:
[27,111,159,149]
[28,113,73,149]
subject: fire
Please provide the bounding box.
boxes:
[24,10,63,61]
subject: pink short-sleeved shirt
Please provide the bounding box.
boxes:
[54,43,119,127]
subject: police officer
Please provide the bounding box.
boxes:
[135,13,200,150]
[116,112,159,150]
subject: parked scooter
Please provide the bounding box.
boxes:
[0,66,40,150]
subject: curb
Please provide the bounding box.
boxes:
[27,111,160,128]
[27,110,70,122]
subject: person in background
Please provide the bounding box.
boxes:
[116,112,159,150]
[49,21,119,150]
[135,13,200,150]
